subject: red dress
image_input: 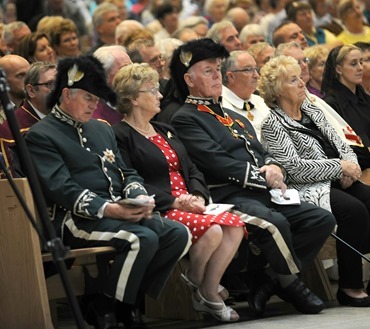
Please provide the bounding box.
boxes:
[149,134,245,243]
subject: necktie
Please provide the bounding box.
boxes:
[244,101,255,121]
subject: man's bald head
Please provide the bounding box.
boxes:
[0,55,30,106]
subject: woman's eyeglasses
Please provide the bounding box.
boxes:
[138,87,160,95]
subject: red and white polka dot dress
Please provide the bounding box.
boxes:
[149,134,245,243]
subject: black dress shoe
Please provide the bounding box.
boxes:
[337,289,370,307]
[86,301,119,329]
[277,279,325,314]
[116,303,148,329]
[130,307,148,329]
[248,277,277,316]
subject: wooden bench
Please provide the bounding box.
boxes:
[0,178,200,328]
[0,178,116,328]
[8,170,370,326]
[145,258,202,321]
[302,237,337,301]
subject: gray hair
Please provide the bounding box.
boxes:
[156,37,183,59]
[206,20,235,43]
[274,41,302,57]
[179,15,208,29]
[2,21,28,44]
[221,50,244,85]
[93,44,127,74]
[248,41,273,60]
[239,24,265,45]
[204,0,230,15]
[93,2,119,27]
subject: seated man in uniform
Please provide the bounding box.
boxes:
[169,38,336,316]
[25,55,191,329]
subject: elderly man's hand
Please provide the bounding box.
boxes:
[260,164,287,193]
[105,198,155,222]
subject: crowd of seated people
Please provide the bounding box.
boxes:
[2,1,370,328]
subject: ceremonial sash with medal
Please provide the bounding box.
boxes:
[197,104,254,140]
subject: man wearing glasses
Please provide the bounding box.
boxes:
[221,50,270,141]
[127,39,166,80]
[0,61,56,178]
[0,62,56,135]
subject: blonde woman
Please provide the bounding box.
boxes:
[259,55,370,307]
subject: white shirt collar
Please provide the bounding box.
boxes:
[222,86,251,110]
[29,100,46,119]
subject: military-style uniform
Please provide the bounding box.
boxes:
[26,105,191,304]
[0,100,42,178]
[171,96,335,275]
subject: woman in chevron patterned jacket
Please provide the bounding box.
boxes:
[259,54,370,308]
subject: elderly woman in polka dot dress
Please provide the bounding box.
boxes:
[113,63,247,322]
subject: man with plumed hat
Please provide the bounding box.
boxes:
[25,55,191,329]
[169,38,336,316]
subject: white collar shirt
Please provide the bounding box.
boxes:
[222,86,271,141]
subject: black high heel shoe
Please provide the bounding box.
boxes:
[337,289,370,307]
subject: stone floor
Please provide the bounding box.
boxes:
[57,286,370,329]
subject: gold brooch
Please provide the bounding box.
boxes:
[180,50,192,67]
[68,64,84,86]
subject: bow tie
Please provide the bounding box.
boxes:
[244,101,255,120]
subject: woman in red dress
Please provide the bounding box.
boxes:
[113,63,247,322]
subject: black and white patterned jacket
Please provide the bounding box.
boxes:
[261,100,358,211]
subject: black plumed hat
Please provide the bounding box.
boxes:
[169,38,229,103]
[46,55,117,108]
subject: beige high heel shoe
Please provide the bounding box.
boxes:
[181,269,230,300]
[191,290,239,322]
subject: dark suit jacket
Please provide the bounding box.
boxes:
[113,121,210,213]
[170,101,281,203]
[0,100,41,177]
[324,81,370,169]
[26,105,146,234]
[0,100,41,139]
